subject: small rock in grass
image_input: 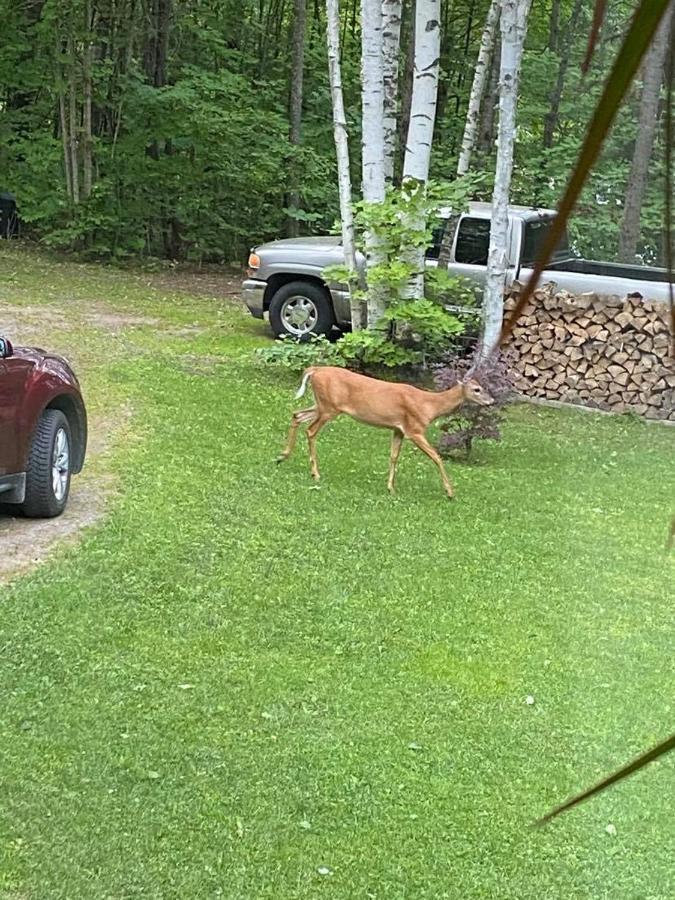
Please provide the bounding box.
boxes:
[317,866,333,876]
[605,823,617,836]
[525,695,535,706]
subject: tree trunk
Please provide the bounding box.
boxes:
[618,7,672,263]
[542,0,583,150]
[547,0,560,53]
[397,0,415,184]
[382,0,403,183]
[145,0,172,87]
[457,0,500,176]
[478,33,500,151]
[58,86,73,202]
[326,0,364,329]
[67,38,80,206]
[479,0,531,361]
[286,0,307,236]
[400,0,441,300]
[361,0,388,326]
[82,1,94,201]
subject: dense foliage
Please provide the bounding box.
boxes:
[0,0,668,263]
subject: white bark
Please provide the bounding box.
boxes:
[361,0,388,326]
[479,0,531,361]
[382,0,403,183]
[400,0,441,299]
[326,0,363,329]
[457,0,500,177]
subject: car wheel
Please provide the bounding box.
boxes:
[268,281,334,341]
[20,409,72,518]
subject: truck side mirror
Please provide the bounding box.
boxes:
[0,337,13,358]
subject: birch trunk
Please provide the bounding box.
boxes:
[457,0,500,177]
[286,0,306,236]
[382,0,402,183]
[618,6,672,262]
[326,0,363,329]
[361,0,388,326]
[479,0,531,361]
[400,0,441,300]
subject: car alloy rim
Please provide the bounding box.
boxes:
[52,427,70,502]
[281,295,319,335]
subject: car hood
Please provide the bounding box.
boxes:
[255,235,342,252]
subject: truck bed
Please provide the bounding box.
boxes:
[547,257,668,285]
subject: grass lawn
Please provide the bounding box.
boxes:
[1,244,674,899]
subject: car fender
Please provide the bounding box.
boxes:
[16,351,87,473]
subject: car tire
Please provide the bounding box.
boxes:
[269,281,334,341]
[20,409,73,518]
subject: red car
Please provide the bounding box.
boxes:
[0,336,87,517]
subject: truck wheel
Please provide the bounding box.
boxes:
[269,281,334,340]
[20,410,72,518]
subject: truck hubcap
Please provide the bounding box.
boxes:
[52,428,70,502]
[281,296,318,335]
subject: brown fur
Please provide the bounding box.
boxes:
[276,366,494,498]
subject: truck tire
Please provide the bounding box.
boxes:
[269,281,334,340]
[20,409,72,518]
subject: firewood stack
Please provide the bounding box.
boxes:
[503,282,675,421]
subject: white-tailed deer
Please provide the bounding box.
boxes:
[276,366,494,498]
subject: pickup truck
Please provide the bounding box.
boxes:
[243,202,671,339]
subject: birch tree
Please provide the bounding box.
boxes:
[326,0,363,329]
[382,0,403,183]
[361,0,388,326]
[457,0,500,177]
[400,0,441,299]
[479,0,531,361]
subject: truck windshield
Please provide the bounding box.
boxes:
[522,218,573,266]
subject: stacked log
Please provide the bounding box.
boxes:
[503,283,675,421]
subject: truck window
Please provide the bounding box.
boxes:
[522,219,572,266]
[455,217,491,265]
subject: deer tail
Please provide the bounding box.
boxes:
[295,368,314,399]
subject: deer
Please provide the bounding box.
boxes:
[276,366,494,498]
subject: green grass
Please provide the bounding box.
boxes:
[1,244,674,899]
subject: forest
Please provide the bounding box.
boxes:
[0,0,671,265]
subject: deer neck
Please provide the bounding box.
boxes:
[428,384,465,420]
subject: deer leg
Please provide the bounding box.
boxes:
[388,430,404,494]
[306,415,331,481]
[408,431,455,499]
[276,407,317,463]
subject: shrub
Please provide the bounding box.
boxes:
[255,301,471,373]
[433,352,514,458]
[254,335,343,370]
